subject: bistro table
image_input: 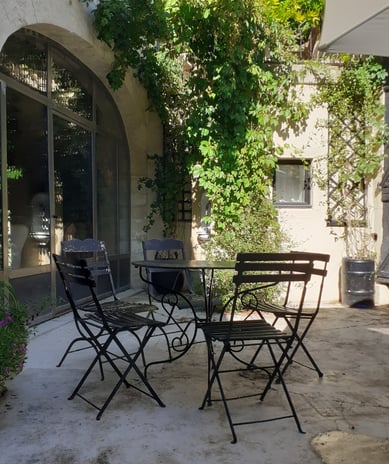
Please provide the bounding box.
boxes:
[132,259,235,374]
[132,259,236,322]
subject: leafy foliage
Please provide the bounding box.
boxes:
[203,195,288,304]
[312,57,388,258]
[263,0,322,30]
[0,282,29,389]
[84,0,313,235]
[204,196,286,259]
[138,153,188,233]
[84,0,387,263]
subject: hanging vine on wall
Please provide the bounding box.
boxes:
[138,152,187,235]
[83,0,319,234]
[312,57,388,258]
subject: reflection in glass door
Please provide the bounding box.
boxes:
[53,115,93,252]
[7,88,49,269]
[1,29,131,320]
[96,133,117,253]
[6,87,52,318]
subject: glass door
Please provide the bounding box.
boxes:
[6,87,52,317]
[7,88,49,269]
[0,29,131,320]
[53,114,93,250]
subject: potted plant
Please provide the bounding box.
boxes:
[313,57,388,307]
[0,281,29,395]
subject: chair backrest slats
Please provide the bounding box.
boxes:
[54,254,113,334]
[61,238,117,300]
[235,254,314,283]
[64,269,94,287]
[229,251,329,318]
[142,238,191,295]
[225,252,330,324]
[234,272,312,285]
[289,251,329,310]
[53,254,98,312]
[142,239,186,258]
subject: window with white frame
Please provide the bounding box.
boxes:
[273,159,311,207]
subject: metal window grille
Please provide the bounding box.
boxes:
[0,30,48,94]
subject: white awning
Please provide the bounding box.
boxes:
[319,0,389,57]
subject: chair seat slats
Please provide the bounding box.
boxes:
[200,320,287,341]
[198,251,329,443]
[88,308,165,329]
[242,252,330,378]
[53,253,166,419]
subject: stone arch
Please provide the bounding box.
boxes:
[0,0,162,172]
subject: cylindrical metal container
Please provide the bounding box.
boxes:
[341,257,375,308]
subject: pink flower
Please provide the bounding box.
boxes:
[0,311,13,326]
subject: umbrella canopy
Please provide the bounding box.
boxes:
[319,0,389,56]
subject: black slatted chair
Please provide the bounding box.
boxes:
[54,254,166,419]
[246,252,330,378]
[62,238,119,301]
[139,239,204,374]
[198,252,322,443]
[142,238,205,310]
[57,239,155,369]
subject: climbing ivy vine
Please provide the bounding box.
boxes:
[311,57,388,258]
[83,0,321,235]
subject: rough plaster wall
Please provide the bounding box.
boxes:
[275,77,342,303]
[275,71,389,305]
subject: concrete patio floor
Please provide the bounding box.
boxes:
[1,293,389,463]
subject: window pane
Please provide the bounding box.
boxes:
[274,162,309,205]
[96,133,117,253]
[0,31,47,94]
[96,137,130,255]
[1,29,132,319]
[96,79,130,255]
[51,49,93,120]
[7,88,49,268]
[53,115,93,244]
[96,85,121,137]
[118,145,130,254]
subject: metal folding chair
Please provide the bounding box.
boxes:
[61,239,118,300]
[198,252,323,443]
[54,254,166,419]
[142,239,200,302]
[246,252,330,378]
[140,238,202,373]
[57,238,155,368]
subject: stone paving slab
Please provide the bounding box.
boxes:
[311,431,389,464]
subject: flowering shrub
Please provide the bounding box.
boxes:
[0,281,29,390]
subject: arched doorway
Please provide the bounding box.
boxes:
[0,29,131,320]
